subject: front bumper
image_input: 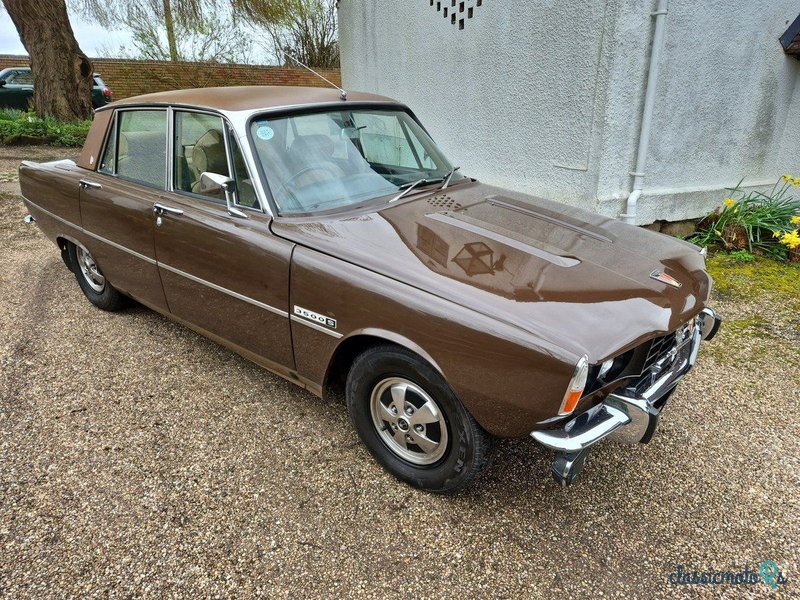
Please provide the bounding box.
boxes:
[531,307,722,486]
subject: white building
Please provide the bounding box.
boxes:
[338,1,800,226]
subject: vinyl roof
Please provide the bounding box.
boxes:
[99,86,398,113]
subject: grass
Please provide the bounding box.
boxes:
[707,252,800,305]
[0,109,91,147]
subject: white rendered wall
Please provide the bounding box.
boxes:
[339,0,800,224]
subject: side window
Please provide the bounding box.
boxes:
[7,70,33,85]
[229,134,260,210]
[116,110,167,188]
[174,111,229,202]
[98,116,117,175]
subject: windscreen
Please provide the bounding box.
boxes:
[249,108,463,215]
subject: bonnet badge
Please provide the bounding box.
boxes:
[649,270,682,288]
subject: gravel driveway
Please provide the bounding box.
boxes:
[0,146,797,598]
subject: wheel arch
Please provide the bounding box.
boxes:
[322,329,444,401]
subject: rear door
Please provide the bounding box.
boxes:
[78,108,169,311]
[152,109,294,370]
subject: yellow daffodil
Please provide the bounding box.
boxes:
[773,230,783,238]
[792,216,800,226]
[783,174,793,183]
[723,197,736,208]
[780,230,800,250]
[793,177,800,187]
[714,230,722,236]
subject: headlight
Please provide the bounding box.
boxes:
[559,355,589,416]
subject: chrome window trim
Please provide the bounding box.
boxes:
[97,109,119,175]
[290,315,343,339]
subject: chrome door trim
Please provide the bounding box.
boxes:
[290,314,343,339]
[82,228,158,265]
[24,197,287,320]
[158,262,288,318]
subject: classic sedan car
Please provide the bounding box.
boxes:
[19,86,721,492]
[0,67,113,109]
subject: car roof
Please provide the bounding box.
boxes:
[98,86,399,114]
[0,67,103,76]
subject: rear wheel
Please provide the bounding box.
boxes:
[67,243,127,311]
[346,345,490,493]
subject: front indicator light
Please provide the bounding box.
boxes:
[559,355,589,416]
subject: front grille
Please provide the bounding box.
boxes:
[642,332,677,373]
[632,323,692,394]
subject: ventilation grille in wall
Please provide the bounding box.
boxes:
[430,0,484,30]
[781,14,800,59]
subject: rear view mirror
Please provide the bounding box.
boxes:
[199,172,247,219]
[199,171,236,194]
[340,125,366,140]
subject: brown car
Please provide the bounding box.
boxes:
[19,86,721,492]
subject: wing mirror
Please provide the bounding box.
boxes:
[199,172,247,219]
[0,79,6,88]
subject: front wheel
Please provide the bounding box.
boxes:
[346,345,491,493]
[67,243,127,311]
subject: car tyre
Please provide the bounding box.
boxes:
[346,345,491,493]
[67,242,127,311]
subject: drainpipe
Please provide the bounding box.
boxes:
[621,0,669,225]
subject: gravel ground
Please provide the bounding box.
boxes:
[0,145,798,598]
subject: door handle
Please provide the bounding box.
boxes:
[153,203,184,216]
[79,179,102,190]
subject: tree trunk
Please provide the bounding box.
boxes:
[162,0,180,61]
[2,0,93,121]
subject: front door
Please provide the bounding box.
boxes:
[153,109,294,371]
[78,108,169,312]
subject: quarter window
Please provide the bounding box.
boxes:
[228,134,260,209]
[98,116,117,175]
[116,110,167,188]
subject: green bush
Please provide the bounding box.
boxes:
[0,111,91,147]
[689,176,800,260]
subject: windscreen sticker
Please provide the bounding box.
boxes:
[256,125,274,141]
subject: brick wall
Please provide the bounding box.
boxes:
[0,55,342,100]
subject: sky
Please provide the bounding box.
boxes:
[1,8,135,58]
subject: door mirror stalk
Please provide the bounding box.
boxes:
[199,171,248,219]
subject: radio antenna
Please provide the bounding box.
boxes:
[283,51,347,101]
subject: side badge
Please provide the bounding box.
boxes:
[649,270,682,288]
[294,305,337,329]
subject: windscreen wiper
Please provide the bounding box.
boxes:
[441,166,460,190]
[389,177,439,203]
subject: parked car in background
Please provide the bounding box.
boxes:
[0,67,112,110]
[18,86,721,492]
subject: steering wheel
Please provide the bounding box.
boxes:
[276,165,339,212]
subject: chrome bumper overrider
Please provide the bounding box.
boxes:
[532,307,722,486]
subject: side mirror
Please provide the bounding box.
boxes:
[0,79,6,88]
[199,172,247,219]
